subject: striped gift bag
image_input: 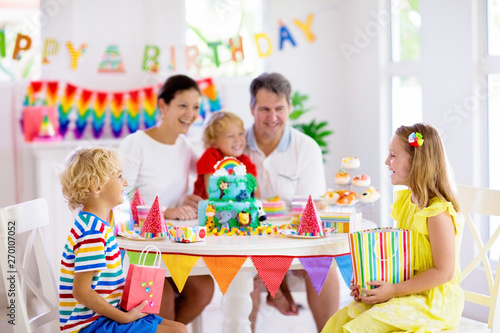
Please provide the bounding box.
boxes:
[348,228,412,294]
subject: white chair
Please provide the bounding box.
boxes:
[0,198,59,333]
[444,185,500,333]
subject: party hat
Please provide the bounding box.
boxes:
[130,187,145,224]
[297,195,325,236]
[140,196,167,238]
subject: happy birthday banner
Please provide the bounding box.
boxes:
[125,250,344,296]
[22,78,222,141]
[2,13,316,74]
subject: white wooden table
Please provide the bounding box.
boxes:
[117,221,349,333]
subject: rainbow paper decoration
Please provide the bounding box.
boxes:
[45,81,59,106]
[142,87,157,129]
[110,92,125,138]
[196,78,222,124]
[74,89,93,139]
[126,90,141,133]
[297,195,325,237]
[92,92,108,138]
[58,83,77,137]
[24,81,44,106]
[214,157,243,174]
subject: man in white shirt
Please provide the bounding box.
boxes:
[245,73,339,332]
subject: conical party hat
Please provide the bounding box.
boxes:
[130,187,145,224]
[297,195,325,236]
[140,196,167,238]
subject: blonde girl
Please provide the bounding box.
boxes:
[322,123,464,332]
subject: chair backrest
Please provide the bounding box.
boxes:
[456,184,500,331]
[0,198,59,333]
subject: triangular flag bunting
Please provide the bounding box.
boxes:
[334,254,353,288]
[203,256,248,295]
[251,256,294,297]
[119,249,126,264]
[299,257,333,294]
[162,254,200,292]
[126,250,157,265]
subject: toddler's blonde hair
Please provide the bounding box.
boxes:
[60,147,121,210]
[202,111,244,148]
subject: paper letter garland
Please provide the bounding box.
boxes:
[13,33,32,60]
[66,42,87,70]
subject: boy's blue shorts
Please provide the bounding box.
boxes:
[79,313,163,332]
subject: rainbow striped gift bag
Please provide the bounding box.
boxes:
[348,228,412,294]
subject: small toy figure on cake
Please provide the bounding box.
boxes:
[140,196,168,238]
[297,195,325,237]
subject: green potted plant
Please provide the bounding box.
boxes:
[289,91,333,156]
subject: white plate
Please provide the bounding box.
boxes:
[278,228,336,239]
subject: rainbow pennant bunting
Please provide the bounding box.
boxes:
[142,87,157,129]
[58,83,78,137]
[24,81,44,106]
[126,90,141,133]
[196,78,222,124]
[74,89,93,139]
[110,92,125,138]
[45,81,59,107]
[92,92,108,138]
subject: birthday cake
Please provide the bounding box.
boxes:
[198,157,267,232]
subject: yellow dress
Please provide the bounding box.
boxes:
[323,189,464,333]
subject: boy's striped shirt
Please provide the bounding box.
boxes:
[59,212,125,333]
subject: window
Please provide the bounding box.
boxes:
[185,0,263,78]
[389,0,422,134]
[390,0,421,62]
[391,76,422,132]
